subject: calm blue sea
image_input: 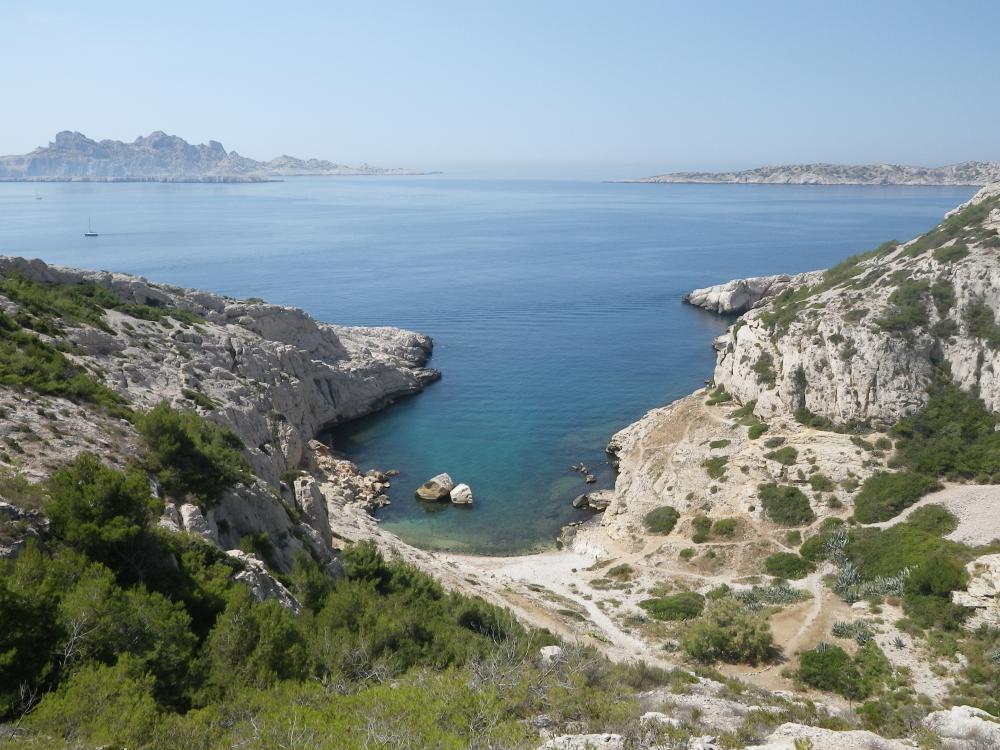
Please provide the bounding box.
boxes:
[0,178,975,553]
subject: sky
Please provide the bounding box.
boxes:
[1,0,999,174]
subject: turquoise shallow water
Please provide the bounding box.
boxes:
[0,178,975,553]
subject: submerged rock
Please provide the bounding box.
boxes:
[450,483,474,505]
[571,494,590,509]
[415,472,455,501]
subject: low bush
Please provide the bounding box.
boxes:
[692,515,712,543]
[712,518,737,538]
[933,243,969,263]
[906,504,958,535]
[682,598,773,665]
[853,471,938,523]
[701,456,728,479]
[891,378,1000,479]
[708,439,731,449]
[808,473,835,492]
[764,552,814,580]
[138,403,252,507]
[758,484,815,526]
[643,505,679,535]
[705,385,733,406]
[639,591,705,621]
[764,446,798,466]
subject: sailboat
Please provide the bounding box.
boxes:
[84,217,98,237]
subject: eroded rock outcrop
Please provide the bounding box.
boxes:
[685,271,822,315]
[953,554,1000,628]
[0,256,438,575]
[711,184,1000,426]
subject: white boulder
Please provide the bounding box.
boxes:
[450,483,474,505]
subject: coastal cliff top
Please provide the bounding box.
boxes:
[619,161,1000,185]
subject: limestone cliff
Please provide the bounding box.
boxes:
[713,184,1000,427]
[0,256,438,573]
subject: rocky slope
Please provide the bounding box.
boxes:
[712,184,1000,426]
[0,256,438,574]
[621,162,1000,185]
[0,131,434,181]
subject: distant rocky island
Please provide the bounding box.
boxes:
[0,130,437,182]
[619,161,1000,185]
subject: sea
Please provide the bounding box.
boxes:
[0,177,975,553]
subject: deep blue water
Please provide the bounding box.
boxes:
[0,178,974,553]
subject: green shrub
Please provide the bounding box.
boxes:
[764,552,815,580]
[808,473,835,492]
[931,278,956,314]
[798,643,863,698]
[765,446,798,466]
[785,530,802,546]
[681,599,773,665]
[731,400,768,439]
[845,524,970,579]
[0,312,127,413]
[963,300,1000,349]
[639,592,705,621]
[758,484,815,526]
[763,436,786,449]
[853,471,938,523]
[709,439,731,449]
[933,243,969,263]
[903,551,970,630]
[45,453,160,564]
[138,403,252,507]
[701,456,728,479]
[753,352,777,387]
[606,563,635,582]
[906,504,958,535]
[706,385,733,406]
[644,506,680,535]
[712,518,738,538]
[679,548,696,560]
[876,279,931,335]
[891,379,1000,478]
[692,515,712,543]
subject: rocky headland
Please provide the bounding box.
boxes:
[619,161,1000,185]
[0,130,436,182]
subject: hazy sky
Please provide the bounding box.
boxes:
[2,0,999,172]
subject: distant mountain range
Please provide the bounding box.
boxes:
[0,131,436,182]
[618,162,1000,186]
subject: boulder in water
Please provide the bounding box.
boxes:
[450,483,474,505]
[415,473,454,501]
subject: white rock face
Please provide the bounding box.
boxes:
[450,483,474,505]
[685,271,822,315]
[923,705,1000,745]
[0,256,438,574]
[712,184,1000,427]
[415,473,455,501]
[226,550,301,613]
[539,735,623,750]
[539,645,563,664]
[952,554,1000,628]
[744,722,917,749]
